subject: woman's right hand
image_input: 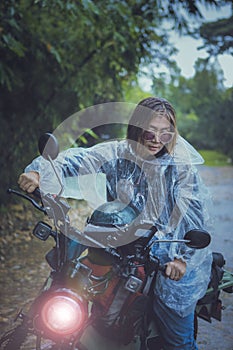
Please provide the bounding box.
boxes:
[18,171,40,193]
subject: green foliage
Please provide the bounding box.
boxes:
[199,15,233,55]
[150,58,233,164]
[123,81,152,104]
[0,0,231,203]
[0,0,168,202]
[199,150,231,167]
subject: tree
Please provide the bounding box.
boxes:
[201,16,233,55]
[198,10,233,55]
[189,58,224,147]
[0,0,230,204]
[217,87,233,160]
[150,56,233,161]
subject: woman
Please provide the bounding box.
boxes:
[18,97,212,349]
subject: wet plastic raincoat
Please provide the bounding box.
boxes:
[25,136,213,317]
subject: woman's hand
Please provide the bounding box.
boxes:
[165,258,186,281]
[18,171,40,193]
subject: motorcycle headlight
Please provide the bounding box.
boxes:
[40,289,86,336]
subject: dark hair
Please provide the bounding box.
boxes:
[127,97,177,153]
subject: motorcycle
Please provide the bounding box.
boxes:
[0,133,232,350]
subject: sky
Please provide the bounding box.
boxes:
[171,35,233,87]
[172,4,232,87]
[140,4,233,90]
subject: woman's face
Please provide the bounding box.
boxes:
[139,116,173,157]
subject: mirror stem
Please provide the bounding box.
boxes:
[152,239,190,244]
[48,155,64,197]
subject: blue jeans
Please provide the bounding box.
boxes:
[153,297,198,350]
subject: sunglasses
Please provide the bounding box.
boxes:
[142,130,175,144]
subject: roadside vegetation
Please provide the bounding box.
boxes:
[1,0,232,204]
[199,150,231,167]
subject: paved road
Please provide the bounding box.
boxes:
[197,166,233,350]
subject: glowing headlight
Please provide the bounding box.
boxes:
[41,292,85,335]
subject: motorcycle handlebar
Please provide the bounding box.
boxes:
[159,264,167,274]
[32,187,42,199]
[7,188,47,214]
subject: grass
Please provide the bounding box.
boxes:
[198,150,232,166]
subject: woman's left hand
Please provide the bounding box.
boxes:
[165,258,186,281]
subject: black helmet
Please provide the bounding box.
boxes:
[82,200,138,249]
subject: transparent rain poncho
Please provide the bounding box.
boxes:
[25,135,213,317]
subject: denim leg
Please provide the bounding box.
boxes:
[153,297,198,350]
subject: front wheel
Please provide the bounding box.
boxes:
[0,324,28,350]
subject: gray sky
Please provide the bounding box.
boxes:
[140,4,232,90]
[172,4,232,87]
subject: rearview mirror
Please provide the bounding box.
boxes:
[38,133,59,160]
[184,229,211,249]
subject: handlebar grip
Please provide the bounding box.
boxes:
[159,264,167,275]
[32,188,42,199]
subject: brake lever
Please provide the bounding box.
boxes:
[7,188,47,214]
